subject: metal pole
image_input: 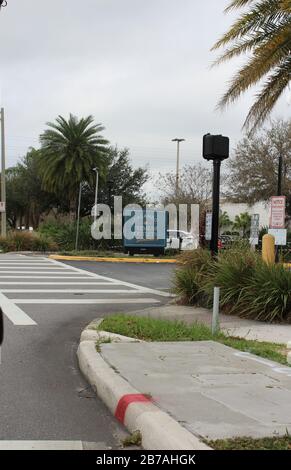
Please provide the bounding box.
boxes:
[277,154,283,196]
[210,159,221,256]
[93,168,99,222]
[212,287,220,335]
[172,138,185,196]
[1,108,6,237]
[75,183,82,251]
[176,141,180,194]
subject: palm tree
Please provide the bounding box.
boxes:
[39,114,109,218]
[219,211,232,232]
[232,212,252,237]
[212,0,291,133]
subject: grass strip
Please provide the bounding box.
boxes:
[99,315,288,366]
[207,435,291,450]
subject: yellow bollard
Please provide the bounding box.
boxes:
[262,234,275,264]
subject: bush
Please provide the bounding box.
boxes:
[0,231,57,252]
[174,249,212,305]
[39,219,110,251]
[203,246,259,311]
[239,263,291,322]
[174,246,291,323]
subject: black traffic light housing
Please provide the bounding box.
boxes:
[203,134,229,161]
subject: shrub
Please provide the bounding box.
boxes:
[174,246,291,323]
[0,231,57,252]
[174,249,212,305]
[39,219,106,251]
[203,246,259,311]
[239,263,291,322]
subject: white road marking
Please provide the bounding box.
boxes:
[0,441,83,450]
[0,267,70,270]
[0,292,36,326]
[48,257,174,297]
[0,276,101,279]
[0,271,86,274]
[2,289,140,293]
[13,298,160,304]
[0,281,117,285]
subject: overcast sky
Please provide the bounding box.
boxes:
[0,0,290,189]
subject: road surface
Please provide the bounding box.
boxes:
[0,254,175,449]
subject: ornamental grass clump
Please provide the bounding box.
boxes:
[174,249,213,305]
[174,244,291,323]
[239,262,291,323]
[203,246,259,311]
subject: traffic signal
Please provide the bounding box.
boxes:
[203,134,230,161]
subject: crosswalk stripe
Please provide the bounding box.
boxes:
[2,289,141,293]
[0,292,37,326]
[0,441,83,450]
[0,281,117,285]
[13,298,160,304]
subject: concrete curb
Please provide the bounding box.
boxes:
[50,255,177,264]
[77,321,211,450]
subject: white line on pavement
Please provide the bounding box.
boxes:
[0,275,98,279]
[0,292,37,326]
[0,281,117,285]
[0,441,83,450]
[12,298,160,304]
[2,289,140,293]
[0,271,87,274]
[47,257,174,297]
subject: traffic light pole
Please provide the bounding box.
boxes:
[210,159,221,256]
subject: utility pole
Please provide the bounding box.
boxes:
[93,167,99,221]
[0,108,6,237]
[172,138,185,195]
[75,182,83,251]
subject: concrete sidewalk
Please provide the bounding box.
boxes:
[101,340,291,440]
[131,305,291,344]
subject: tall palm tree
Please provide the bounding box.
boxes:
[39,114,109,218]
[212,0,291,132]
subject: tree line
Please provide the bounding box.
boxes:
[5,114,148,229]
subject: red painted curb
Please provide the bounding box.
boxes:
[115,394,152,424]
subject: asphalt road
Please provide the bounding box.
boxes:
[0,254,175,449]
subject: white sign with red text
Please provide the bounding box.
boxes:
[270,196,286,229]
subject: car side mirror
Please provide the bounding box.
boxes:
[0,308,4,346]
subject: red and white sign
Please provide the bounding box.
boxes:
[0,202,5,213]
[270,196,286,229]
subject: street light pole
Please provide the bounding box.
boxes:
[93,167,99,221]
[0,108,6,237]
[172,138,185,195]
[75,182,83,251]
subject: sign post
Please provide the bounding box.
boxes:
[269,196,287,250]
[250,214,260,246]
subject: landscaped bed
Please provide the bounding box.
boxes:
[174,246,291,323]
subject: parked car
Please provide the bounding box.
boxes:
[166,230,197,251]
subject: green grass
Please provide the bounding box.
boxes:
[99,315,288,366]
[59,250,118,257]
[207,435,291,450]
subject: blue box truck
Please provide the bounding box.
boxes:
[123,208,168,257]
